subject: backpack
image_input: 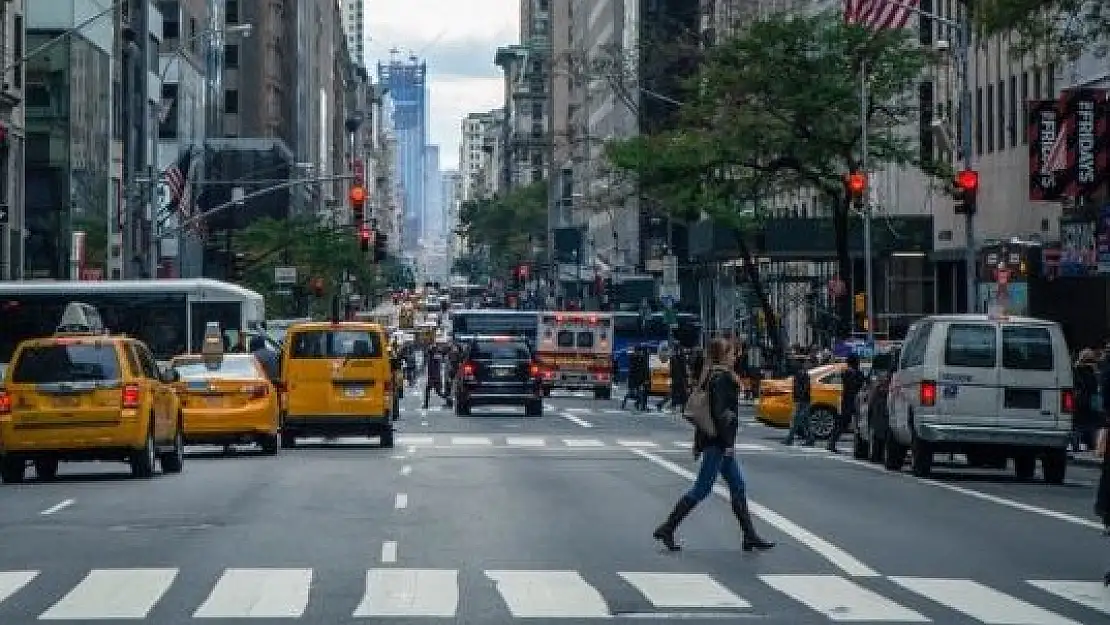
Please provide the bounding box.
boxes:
[684,370,718,437]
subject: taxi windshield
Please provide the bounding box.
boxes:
[11,343,120,384]
[289,330,382,358]
[173,355,259,379]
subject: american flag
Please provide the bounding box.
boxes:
[845,0,920,30]
[161,147,203,236]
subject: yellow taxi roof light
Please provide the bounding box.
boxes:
[201,321,224,363]
[55,302,108,336]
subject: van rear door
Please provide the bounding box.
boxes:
[937,323,1000,427]
[283,326,388,418]
[997,323,1060,430]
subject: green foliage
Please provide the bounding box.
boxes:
[236,217,386,317]
[606,11,934,224]
[455,182,547,275]
[976,0,1110,59]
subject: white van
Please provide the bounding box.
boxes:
[885,314,1073,483]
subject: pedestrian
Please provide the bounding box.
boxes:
[652,337,775,552]
[1073,349,1101,453]
[622,347,644,410]
[424,345,443,409]
[659,348,688,412]
[827,354,866,453]
[783,357,815,446]
[635,345,651,411]
[1095,422,1110,584]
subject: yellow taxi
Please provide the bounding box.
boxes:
[170,351,280,455]
[755,363,853,439]
[280,321,396,448]
[649,351,671,396]
[0,303,185,482]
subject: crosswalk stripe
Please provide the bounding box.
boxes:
[564,407,590,413]
[737,443,772,451]
[760,574,929,622]
[617,440,659,448]
[506,436,546,447]
[563,438,605,447]
[620,572,750,609]
[1027,580,1110,616]
[353,569,459,617]
[890,577,1081,625]
[602,409,624,414]
[397,435,434,445]
[673,441,693,449]
[39,568,178,620]
[194,568,312,618]
[450,436,492,446]
[0,571,36,604]
[486,570,610,618]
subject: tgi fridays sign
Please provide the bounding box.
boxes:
[1028,89,1109,201]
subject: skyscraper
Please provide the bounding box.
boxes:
[423,145,441,239]
[377,56,427,251]
[340,0,366,67]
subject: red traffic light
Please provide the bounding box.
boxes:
[359,225,371,242]
[845,172,867,195]
[349,185,367,205]
[955,169,979,192]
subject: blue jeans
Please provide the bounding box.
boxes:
[684,446,747,503]
[784,401,813,445]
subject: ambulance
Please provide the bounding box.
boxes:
[536,312,614,399]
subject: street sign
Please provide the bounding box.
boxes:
[0,203,8,225]
[274,266,297,284]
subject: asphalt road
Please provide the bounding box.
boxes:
[0,380,1107,624]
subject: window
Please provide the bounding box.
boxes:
[1008,75,1017,147]
[1021,71,1029,145]
[1002,326,1054,371]
[944,324,997,368]
[134,344,161,379]
[12,344,122,383]
[225,44,239,68]
[986,84,994,152]
[159,83,179,139]
[225,89,238,114]
[557,330,574,348]
[160,1,180,38]
[1046,63,1055,96]
[821,371,843,386]
[12,14,22,88]
[975,87,983,155]
[471,342,530,360]
[1033,67,1042,100]
[226,0,239,24]
[576,332,594,348]
[997,80,1005,149]
[173,355,260,379]
[289,330,382,358]
[901,321,932,368]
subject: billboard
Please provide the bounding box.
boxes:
[1028,89,1109,201]
[1029,100,1063,201]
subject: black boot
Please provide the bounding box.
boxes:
[653,496,696,551]
[732,498,775,552]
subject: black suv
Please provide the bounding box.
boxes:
[454,336,543,417]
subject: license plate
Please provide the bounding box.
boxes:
[344,387,365,398]
[494,368,513,378]
[52,396,80,408]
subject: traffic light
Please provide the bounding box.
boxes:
[844,171,867,207]
[359,224,371,253]
[349,184,367,224]
[954,169,979,215]
[310,277,325,298]
[231,252,246,281]
[373,229,387,262]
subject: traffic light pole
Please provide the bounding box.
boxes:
[958,10,976,313]
[860,58,876,348]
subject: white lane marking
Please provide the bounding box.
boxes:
[353,569,459,617]
[400,465,412,476]
[40,499,75,516]
[193,568,312,618]
[450,436,493,446]
[602,409,624,414]
[380,541,398,564]
[1028,580,1110,616]
[563,438,605,448]
[394,493,409,509]
[506,436,547,447]
[890,577,1081,625]
[0,571,38,604]
[673,441,693,449]
[406,445,416,454]
[617,440,659,448]
[39,568,178,620]
[396,435,434,445]
[833,455,1104,530]
[564,407,591,413]
[737,443,773,451]
[561,413,594,428]
[486,570,611,618]
[761,575,928,622]
[544,403,557,411]
[619,572,750,609]
[389,454,406,459]
[631,450,879,577]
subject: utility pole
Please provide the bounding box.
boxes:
[958,5,976,313]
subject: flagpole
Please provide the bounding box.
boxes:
[860,57,876,348]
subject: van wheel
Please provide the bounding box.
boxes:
[883,436,906,471]
[0,457,25,484]
[259,433,280,456]
[130,427,157,479]
[158,426,185,474]
[852,429,869,459]
[1013,453,1036,481]
[868,429,885,464]
[1041,450,1067,484]
[910,435,933,477]
[34,458,59,481]
[594,387,611,400]
[380,429,395,448]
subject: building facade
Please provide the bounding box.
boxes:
[377,56,427,252]
[341,0,366,68]
[0,2,26,281]
[423,144,441,241]
[460,110,504,201]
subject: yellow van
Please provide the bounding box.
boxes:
[280,322,395,448]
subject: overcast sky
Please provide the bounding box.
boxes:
[365,0,519,172]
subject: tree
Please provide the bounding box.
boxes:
[455,182,547,277]
[976,0,1110,59]
[606,12,940,351]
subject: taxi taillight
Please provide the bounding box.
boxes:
[122,384,141,409]
[461,362,476,379]
[0,391,10,415]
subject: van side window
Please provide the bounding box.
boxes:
[1001,326,1053,371]
[902,321,932,367]
[944,324,997,368]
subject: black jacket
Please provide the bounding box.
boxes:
[694,368,739,454]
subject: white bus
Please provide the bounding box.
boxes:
[0,279,265,361]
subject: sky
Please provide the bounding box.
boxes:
[365,0,519,172]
